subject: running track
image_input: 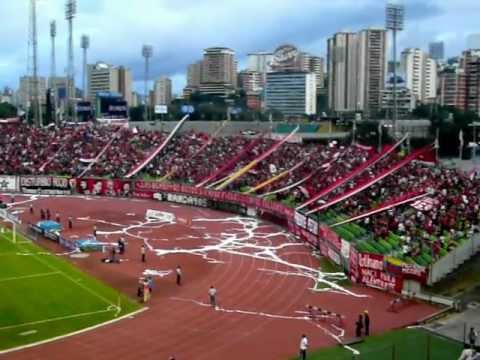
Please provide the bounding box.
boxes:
[0,195,438,360]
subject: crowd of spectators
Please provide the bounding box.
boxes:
[1,122,480,265]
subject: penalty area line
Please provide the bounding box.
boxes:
[0,307,148,355]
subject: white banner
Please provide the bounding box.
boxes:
[0,176,19,192]
[154,105,168,114]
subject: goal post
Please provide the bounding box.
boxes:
[0,208,17,244]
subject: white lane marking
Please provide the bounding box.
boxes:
[0,271,60,283]
[19,330,37,336]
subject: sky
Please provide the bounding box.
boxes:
[1,0,480,95]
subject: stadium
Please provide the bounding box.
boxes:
[0,117,476,359]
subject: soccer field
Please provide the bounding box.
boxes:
[0,227,142,352]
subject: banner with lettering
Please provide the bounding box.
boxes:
[356,252,403,293]
[75,178,132,197]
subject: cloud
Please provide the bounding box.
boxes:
[0,0,474,95]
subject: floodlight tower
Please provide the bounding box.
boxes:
[50,20,57,125]
[28,0,42,127]
[65,0,76,122]
[81,35,90,101]
[142,45,153,122]
[386,2,405,137]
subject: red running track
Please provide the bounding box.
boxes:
[0,194,438,360]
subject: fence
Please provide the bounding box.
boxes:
[314,329,463,360]
[428,233,480,284]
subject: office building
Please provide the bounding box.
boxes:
[201,47,237,85]
[87,62,132,106]
[357,29,388,116]
[429,41,445,61]
[18,76,47,109]
[401,48,438,103]
[463,49,480,114]
[381,77,416,118]
[238,70,263,93]
[152,76,172,105]
[265,72,316,117]
[439,67,466,110]
[247,52,273,74]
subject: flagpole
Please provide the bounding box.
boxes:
[459,129,463,161]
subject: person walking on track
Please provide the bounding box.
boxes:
[299,334,308,360]
[176,265,182,286]
[141,244,146,263]
[364,310,370,336]
[68,216,73,229]
[469,327,478,347]
[209,286,217,308]
[355,314,364,338]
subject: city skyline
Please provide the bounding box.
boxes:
[0,0,479,94]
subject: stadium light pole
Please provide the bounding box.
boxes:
[65,0,76,122]
[81,35,90,101]
[142,45,153,122]
[386,2,405,139]
[50,20,58,125]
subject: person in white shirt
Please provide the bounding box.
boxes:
[208,286,217,308]
[299,334,308,360]
[458,345,475,360]
[176,265,182,286]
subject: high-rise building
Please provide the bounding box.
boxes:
[18,76,47,109]
[439,68,466,110]
[328,29,387,116]
[247,52,273,73]
[300,53,325,91]
[192,47,238,97]
[1,87,14,104]
[187,60,203,87]
[381,77,416,118]
[265,72,316,117]
[357,29,388,116]
[201,47,236,85]
[401,48,438,103]
[327,32,359,113]
[87,62,133,105]
[238,70,263,93]
[462,49,480,114]
[429,41,445,61]
[152,76,172,105]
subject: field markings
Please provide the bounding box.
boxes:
[0,271,60,283]
[0,231,122,316]
[0,307,116,331]
[0,307,148,355]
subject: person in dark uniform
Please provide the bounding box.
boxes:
[55,213,60,224]
[176,265,182,286]
[118,239,125,255]
[364,311,370,336]
[93,225,97,238]
[46,209,51,220]
[355,314,364,338]
[40,209,45,220]
[29,204,34,214]
[141,244,146,262]
[68,216,73,229]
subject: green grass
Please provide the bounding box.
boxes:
[289,328,462,360]
[0,228,141,351]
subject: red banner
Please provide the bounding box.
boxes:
[75,178,132,197]
[355,252,403,293]
[134,180,294,219]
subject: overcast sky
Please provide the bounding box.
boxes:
[1,0,479,95]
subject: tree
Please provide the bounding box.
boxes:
[0,102,17,119]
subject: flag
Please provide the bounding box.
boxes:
[459,129,464,148]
